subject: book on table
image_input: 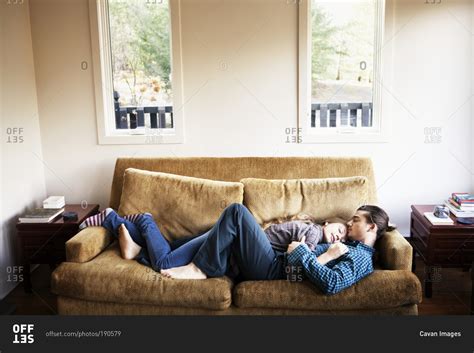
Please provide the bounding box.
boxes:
[423,212,454,225]
[445,201,474,218]
[43,196,65,209]
[448,198,474,211]
[451,192,474,204]
[18,208,65,223]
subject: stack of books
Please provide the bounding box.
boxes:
[445,192,474,218]
[43,196,65,209]
[18,208,65,223]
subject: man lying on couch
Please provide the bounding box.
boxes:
[283,205,395,294]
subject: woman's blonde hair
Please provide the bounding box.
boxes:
[262,214,347,230]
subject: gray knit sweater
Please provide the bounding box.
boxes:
[264,220,323,252]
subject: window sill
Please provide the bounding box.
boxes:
[97,130,184,145]
[300,129,390,144]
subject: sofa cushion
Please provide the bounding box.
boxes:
[241,176,369,225]
[65,226,112,263]
[118,168,244,240]
[233,270,422,311]
[51,243,233,311]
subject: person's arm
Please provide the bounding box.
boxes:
[312,243,330,257]
[287,245,372,295]
[264,222,292,242]
[285,221,322,251]
[295,224,322,251]
[265,222,317,251]
[287,243,336,266]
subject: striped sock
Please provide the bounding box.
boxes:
[79,208,146,230]
[125,213,142,223]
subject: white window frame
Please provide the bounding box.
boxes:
[298,0,391,144]
[88,0,185,145]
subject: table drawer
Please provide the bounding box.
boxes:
[23,247,65,262]
[433,252,474,266]
[23,243,65,255]
[19,236,52,247]
[411,234,427,253]
[411,218,429,245]
[435,238,474,250]
[21,237,69,249]
[19,232,75,247]
[18,230,76,239]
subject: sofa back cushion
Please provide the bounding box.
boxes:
[109,157,378,210]
[118,168,244,241]
[241,176,369,225]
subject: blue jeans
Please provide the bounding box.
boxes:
[102,204,285,280]
[102,211,209,271]
[192,203,286,280]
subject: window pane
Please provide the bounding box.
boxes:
[311,0,375,105]
[109,0,172,115]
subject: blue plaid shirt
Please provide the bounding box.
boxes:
[286,240,375,295]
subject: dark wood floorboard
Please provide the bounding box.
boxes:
[414,256,472,315]
[1,257,472,315]
[3,265,57,315]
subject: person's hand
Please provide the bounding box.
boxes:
[325,243,349,260]
[287,236,306,254]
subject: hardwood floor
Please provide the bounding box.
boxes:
[414,256,472,315]
[3,265,57,315]
[1,258,472,315]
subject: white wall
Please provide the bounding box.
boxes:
[0,0,47,299]
[27,0,472,238]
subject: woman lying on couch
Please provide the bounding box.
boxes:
[80,203,394,294]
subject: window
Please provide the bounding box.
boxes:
[298,0,387,143]
[89,0,184,144]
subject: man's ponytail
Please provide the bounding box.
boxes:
[357,205,394,240]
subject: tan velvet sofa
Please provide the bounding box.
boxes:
[51,157,422,315]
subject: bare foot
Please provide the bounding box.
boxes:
[160,263,207,279]
[118,224,142,260]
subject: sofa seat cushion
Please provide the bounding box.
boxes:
[118,168,244,241]
[51,243,233,310]
[241,176,369,225]
[233,270,422,311]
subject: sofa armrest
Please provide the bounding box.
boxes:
[375,229,412,271]
[65,227,112,263]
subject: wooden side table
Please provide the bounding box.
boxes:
[16,204,99,292]
[410,205,474,298]
[471,261,473,315]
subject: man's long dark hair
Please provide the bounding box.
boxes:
[357,205,396,240]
